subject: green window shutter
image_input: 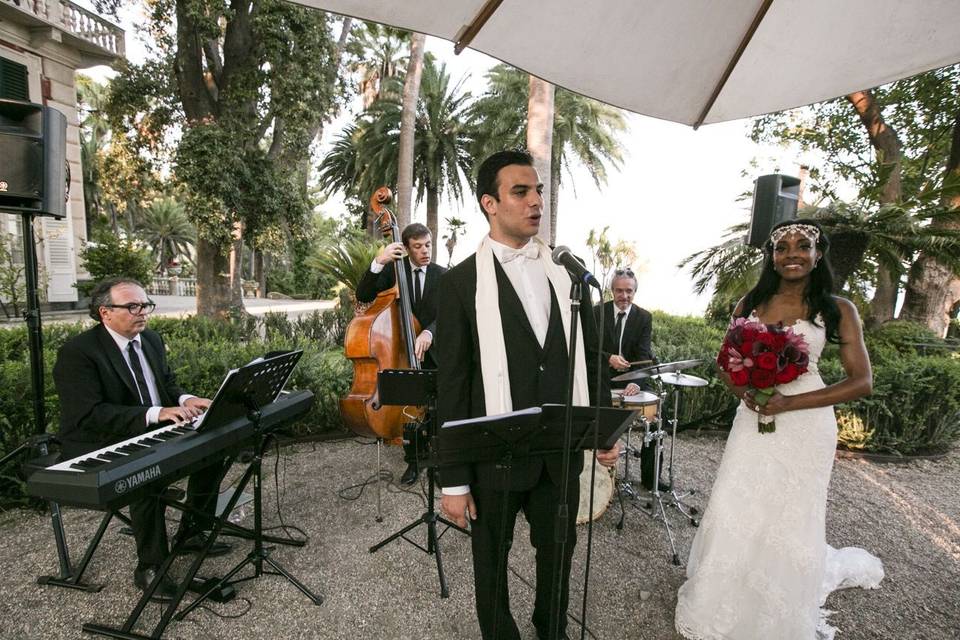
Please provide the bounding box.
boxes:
[0,57,30,101]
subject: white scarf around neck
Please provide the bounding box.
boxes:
[475,235,590,414]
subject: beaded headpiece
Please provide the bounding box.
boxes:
[769,223,820,245]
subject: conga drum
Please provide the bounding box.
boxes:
[576,450,616,524]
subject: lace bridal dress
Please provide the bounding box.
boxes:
[675,314,884,640]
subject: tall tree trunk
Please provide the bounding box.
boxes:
[254,249,265,298]
[847,90,903,325]
[228,223,244,307]
[397,33,426,229]
[550,146,561,246]
[527,76,555,245]
[195,237,233,320]
[426,185,438,261]
[900,109,960,336]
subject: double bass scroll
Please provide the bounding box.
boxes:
[339,187,424,440]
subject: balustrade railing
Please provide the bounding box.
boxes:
[2,0,124,57]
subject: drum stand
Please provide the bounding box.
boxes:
[661,387,699,528]
[615,382,697,566]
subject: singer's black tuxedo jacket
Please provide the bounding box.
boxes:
[435,254,609,492]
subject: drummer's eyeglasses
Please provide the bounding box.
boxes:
[614,268,635,277]
[103,301,157,315]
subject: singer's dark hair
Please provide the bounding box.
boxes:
[476,149,534,219]
[737,218,842,343]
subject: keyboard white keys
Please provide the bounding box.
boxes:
[49,419,201,472]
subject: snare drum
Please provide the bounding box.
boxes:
[621,389,658,422]
[611,389,624,407]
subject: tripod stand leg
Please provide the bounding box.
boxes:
[261,553,324,605]
[427,517,450,598]
[376,439,383,523]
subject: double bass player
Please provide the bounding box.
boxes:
[356,222,446,485]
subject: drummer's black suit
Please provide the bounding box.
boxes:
[594,300,661,489]
[437,255,608,640]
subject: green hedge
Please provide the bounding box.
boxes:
[649,311,732,427]
[651,314,960,455]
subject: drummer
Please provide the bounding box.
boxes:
[594,268,665,492]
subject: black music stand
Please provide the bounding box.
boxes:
[368,369,470,598]
[83,351,321,640]
[435,404,635,638]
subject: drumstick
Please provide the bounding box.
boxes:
[628,360,654,366]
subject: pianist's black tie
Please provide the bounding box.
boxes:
[128,341,151,405]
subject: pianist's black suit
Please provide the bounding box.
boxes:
[53,323,223,569]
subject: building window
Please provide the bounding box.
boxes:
[0,57,30,101]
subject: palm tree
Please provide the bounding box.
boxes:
[137,197,197,272]
[681,201,960,322]
[307,236,382,306]
[76,75,111,235]
[346,22,408,108]
[469,64,627,244]
[397,32,426,229]
[317,56,474,257]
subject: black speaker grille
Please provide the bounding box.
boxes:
[0,58,30,101]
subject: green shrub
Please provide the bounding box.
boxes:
[78,232,154,296]
[649,312,731,427]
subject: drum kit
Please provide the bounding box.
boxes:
[607,359,708,565]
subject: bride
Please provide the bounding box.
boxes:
[675,220,882,640]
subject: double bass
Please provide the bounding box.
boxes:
[339,187,423,440]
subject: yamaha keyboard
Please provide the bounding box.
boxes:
[27,390,314,510]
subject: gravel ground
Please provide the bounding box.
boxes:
[1,433,957,640]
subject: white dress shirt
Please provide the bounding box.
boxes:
[103,325,193,426]
[487,237,552,346]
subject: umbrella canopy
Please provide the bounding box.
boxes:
[289,0,960,127]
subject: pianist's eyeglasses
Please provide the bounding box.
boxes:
[104,301,157,315]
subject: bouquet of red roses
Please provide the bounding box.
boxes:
[716,317,810,433]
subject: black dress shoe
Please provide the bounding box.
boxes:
[133,566,178,602]
[400,463,418,486]
[175,532,233,557]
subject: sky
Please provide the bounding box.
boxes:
[83,4,820,317]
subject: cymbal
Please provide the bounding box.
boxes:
[610,358,704,382]
[620,390,660,405]
[652,372,709,387]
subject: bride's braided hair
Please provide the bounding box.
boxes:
[738,218,843,344]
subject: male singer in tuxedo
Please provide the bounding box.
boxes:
[356,222,446,484]
[437,150,619,640]
[53,277,230,602]
[595,268,664,490]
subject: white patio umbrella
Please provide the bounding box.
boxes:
[288,0,960,127]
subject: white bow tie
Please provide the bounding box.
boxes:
[500,243,540,264]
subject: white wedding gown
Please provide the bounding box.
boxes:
[675,314,883,640]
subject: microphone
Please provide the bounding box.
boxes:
[551,246,601,289]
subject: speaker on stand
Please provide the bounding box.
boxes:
[0,98,68,437]
[746,174,800,249]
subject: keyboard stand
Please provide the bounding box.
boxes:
[37,507,133,593]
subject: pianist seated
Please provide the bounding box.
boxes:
[53,277,232,601]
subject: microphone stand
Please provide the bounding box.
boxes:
[549,279,582,640]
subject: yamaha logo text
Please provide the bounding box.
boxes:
[114,465,162,494]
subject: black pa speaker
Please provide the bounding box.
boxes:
[0,98,67,219]
[747,174,800,248]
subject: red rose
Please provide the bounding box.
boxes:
[772,333,789,349]
[776,362,800,384]
[756,351,778,370]
[741,340,755,358]
[742,327,760,341]
[757,332,778,348]
[730,369,749,386]
[750,368,776,388]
